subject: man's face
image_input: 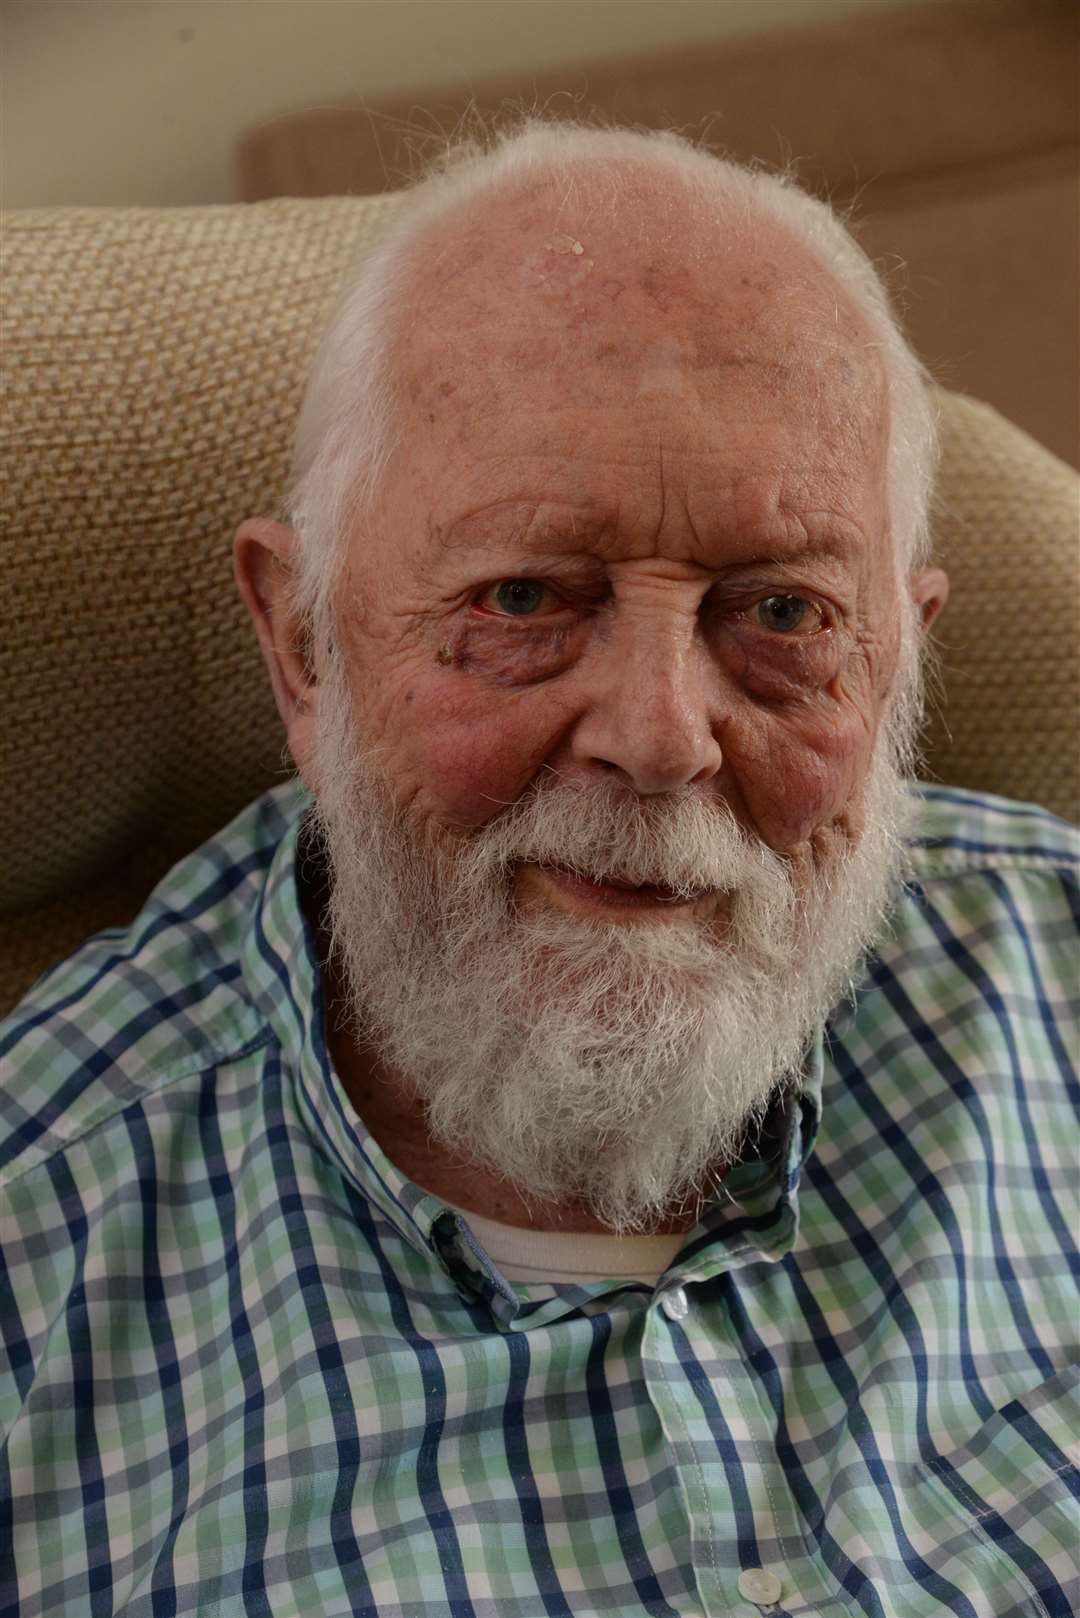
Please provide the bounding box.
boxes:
[299,180,919,1231]
[332,189,899,888]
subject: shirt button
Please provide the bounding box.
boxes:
[660,1285,690,1321]
[737,1566,783,1606]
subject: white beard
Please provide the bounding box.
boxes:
[307,643,920,1235]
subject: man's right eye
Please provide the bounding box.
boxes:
[754,594,825,635]
[477,579,556,617]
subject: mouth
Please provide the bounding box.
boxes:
[524,861,711,918]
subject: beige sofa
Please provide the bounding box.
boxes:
[2,191,1078,1016]
[237,0,1079,471]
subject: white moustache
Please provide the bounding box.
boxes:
[454,779,791,899]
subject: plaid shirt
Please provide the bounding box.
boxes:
[1,781,1077,1618]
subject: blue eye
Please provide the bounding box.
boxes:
[491,579,549,616]
[756,595,821,634]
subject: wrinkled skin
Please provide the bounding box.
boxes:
[236,171,948,1228]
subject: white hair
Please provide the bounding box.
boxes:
[286,119,938,657]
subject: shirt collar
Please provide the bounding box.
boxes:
[238,783,451,1266]
[239,783,825,1326]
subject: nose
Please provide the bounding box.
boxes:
[569,622,723,795]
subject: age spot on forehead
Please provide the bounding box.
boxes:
[636,336,692,400]
[738,263,781,296]
[528,234,596,297]
[546,232,585,256]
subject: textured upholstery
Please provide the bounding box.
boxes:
[2,195,1078,1014]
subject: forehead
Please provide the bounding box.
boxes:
[381,170,890,561]
[403,173,880,386]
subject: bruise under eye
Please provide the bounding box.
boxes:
[728,608,845,700]
[436,614,577,686]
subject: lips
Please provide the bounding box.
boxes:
[540,865,701,905]
[583,874,688,902]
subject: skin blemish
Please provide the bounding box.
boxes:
[828,671,847,701]
[738,266,780,295]
[636,336,690,399]
[638,268,676,314]
[547,232,585,256]
[437,617,576,687]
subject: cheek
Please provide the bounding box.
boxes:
[377,673,565,831]
[730,699,875,850]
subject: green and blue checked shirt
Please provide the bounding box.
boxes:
[1,782,1077,1618]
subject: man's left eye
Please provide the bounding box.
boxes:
[481,579,555,616]
[755,595,825,635]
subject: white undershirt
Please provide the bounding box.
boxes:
[446,1202,684,1286]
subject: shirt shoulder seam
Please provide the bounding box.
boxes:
[0,1023,275,1193]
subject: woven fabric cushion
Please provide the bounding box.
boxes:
[2,196,1077,1014]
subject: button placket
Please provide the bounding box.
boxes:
[641,1280,838,1617]
[642,1291,726,1614]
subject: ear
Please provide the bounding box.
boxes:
[909,566,950,633]
[233,518,318,775]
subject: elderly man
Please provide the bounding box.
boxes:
[2,123,1077,1618]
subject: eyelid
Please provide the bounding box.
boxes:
[472,578,566,618]
[711,583,836,625]
[472,573,610,618]
[761,593,827,629]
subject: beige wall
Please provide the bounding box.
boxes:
[4,0,952,209]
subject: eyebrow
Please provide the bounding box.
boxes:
[433,496,867,573]
[434,499,618,555]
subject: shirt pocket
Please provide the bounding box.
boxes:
[914,1364,1080,1617]
[810,1367,1079,1618]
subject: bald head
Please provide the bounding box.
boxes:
[397,166,889,530]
